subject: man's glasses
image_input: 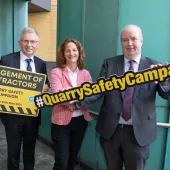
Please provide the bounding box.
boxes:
[21,40,38,45]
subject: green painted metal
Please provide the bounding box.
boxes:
[164,115,170,170]
[57,0,84,46]
[38,108,53,143]
[13,0,28,51]
[0,0,28,56]
[40,0,170,169]
[0,0,13,56]
[79,120,107,170]
[147,107,169,170]
[82,0,119,113]
[117,0,170,170]
[78,0,119,169]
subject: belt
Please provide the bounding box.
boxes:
[118,124,132,128]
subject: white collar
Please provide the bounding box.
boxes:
[66,66,79,74]
[20,51,34,61]
[124,55,141,65]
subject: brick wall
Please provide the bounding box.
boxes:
[28,0,57,62]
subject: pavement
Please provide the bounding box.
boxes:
[0,120,88,170]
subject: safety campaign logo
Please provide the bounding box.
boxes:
[0,65,46,117]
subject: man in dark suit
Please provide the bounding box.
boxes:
[76,25,170,170]
[0,27,49,170]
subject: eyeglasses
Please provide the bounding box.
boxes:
[21,40,38,45]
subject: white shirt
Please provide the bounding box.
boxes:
[66,66,83,117]
[124,55,141,72]
[20,51,36,72]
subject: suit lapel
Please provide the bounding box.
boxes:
[62,67,73,87]
[133,56,147,100]
[13,52,20,69]
[116,55,124,76]
[34,56,41,73]
[77,70,83,86]
[116,55,124,98]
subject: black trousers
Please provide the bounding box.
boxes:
[51,116,87,170]
[100,125,150,170]
[1,114,40,170]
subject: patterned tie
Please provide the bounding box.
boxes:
[122,60,135,121]
[25,59,32,72]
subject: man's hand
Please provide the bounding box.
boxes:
[150,62,169,84]
[43,84,49,93]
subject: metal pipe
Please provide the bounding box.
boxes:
[89,111,170,128]
[157,123,170,128]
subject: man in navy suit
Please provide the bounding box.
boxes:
[76,25,170,170]
[0,27,49,170]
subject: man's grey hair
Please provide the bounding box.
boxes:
[20,27,39,41]
[120,24,143,40]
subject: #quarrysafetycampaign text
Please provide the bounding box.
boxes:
[35,64,170,109]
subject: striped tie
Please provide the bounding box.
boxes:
[122,60,135,121]
[25,58,32,72]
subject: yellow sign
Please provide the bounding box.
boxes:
[0,65,46,117]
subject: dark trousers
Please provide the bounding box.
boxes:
[51,116,87,170]
[1,114,40,170]
[100,125,150,170]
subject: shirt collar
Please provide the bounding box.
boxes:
[124,55,141,65]
[66,66,79,74]
[20,51,34,61]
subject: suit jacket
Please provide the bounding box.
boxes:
[0,51,49,125]
[51,67,92,125]
[78,55,170,146]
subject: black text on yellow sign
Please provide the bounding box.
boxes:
[34,64,170,109]
[0,65,46,117]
